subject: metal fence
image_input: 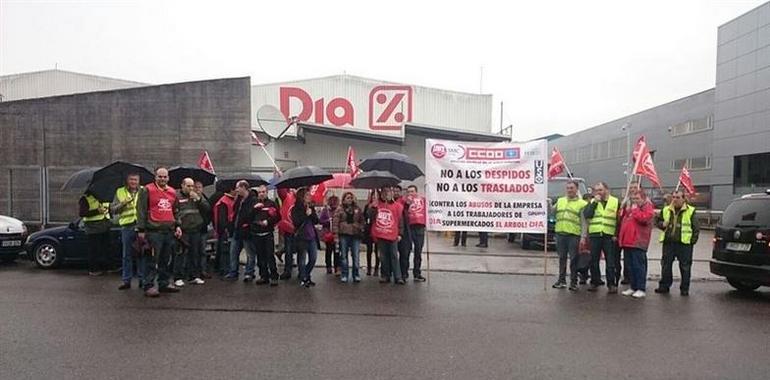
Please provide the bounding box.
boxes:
[1,165,88,227]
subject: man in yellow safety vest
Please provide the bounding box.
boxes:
[582,182,619,293]
[552,180,588,291]
[111,173,143,290]
[78,190,112,276]
[654,190,699,296]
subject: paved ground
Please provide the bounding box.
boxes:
[1,260,769,380]
[416,231,718,281]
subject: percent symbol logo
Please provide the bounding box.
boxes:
[368,85,413,131]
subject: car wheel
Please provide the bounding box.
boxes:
[727,278,761,292]
[521,235,531,250]
[34,242,62,269]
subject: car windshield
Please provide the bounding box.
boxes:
[721,199,770,228]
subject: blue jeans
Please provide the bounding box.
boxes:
[281,233,295,276]
[378,240,401,281]
[215,235,229,276]
[339,235,361,279]
[244,238,258,277]
[174,231,202,280]
[296,239,318,282]
[121,228,145,284]
[627,247,648,291]
[144,231,175,289]
[409,225,425,277]
[228,237,244,277]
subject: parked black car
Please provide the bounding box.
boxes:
[23,219,121,269]
[710,192,770,292]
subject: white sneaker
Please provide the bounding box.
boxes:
[621,289,635,296]
[632,290,646,299]
[174,279,185,287]
[191,278,205,285]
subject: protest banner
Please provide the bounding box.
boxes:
[425,139,549,234]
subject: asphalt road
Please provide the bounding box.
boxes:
[1,261,769,380]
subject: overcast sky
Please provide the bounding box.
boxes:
[1,0,766,140]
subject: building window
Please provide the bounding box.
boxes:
[610,137,627,158]
[671,156,711,171]
[734,152,770,194]
[670,115,713,137]
[591,141,610,161]
[576,145,591,163]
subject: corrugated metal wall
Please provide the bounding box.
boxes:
[0,69,146,102]
[251,75,492,137]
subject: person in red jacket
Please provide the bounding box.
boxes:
[406,185,427,282]
[372,186,406,285]
[617,188,655,299]
[248,185,281,286]
[278,189,297,280]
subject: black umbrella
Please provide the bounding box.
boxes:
[168,166,216,188]
[350,170,401,189]
[359,151,423,180]
[274,166,333,189]
[61,161,154,202]
[216,173,269,192]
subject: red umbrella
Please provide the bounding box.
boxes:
[324,173,352,189]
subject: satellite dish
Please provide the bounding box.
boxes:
[257,105,293,139]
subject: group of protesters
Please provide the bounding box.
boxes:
[551,180,699,298]
[79,167,428,298]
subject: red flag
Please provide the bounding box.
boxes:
[197,151,215,174]
[251,131,265,147]
[679,165,696,195]
[309,182,327,204]
[346,146,360,178]
[631,136,661,188]
[548,147,565,179]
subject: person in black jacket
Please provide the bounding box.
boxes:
[292,187,321,287]
[225,180,253,280]
[249,185,281,286]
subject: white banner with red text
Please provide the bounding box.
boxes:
[425,139,548,233]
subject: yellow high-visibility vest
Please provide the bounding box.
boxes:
[83,194,110,223]
[659,204,695,244]
[115,186,141,226]
[588,195,618,235]
[555,197,587,236]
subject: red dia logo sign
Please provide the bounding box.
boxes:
[369,85,413,130]
[431,144,447,159]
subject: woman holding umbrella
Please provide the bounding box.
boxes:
[320,195,340,275]
[292,188,321,287]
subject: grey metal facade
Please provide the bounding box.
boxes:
[0,77,252,224]
[550,2,770,211]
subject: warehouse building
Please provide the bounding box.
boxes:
[550,1,770,210]
[0,71,509,225]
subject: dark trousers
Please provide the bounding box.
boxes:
[281,233,295,276]
[589,235,616,286]
[325,240,339,270]
[174,231,202,280]
[378,240,401,281]
[627,247,648,291]
[87,231,111,273]
[659,242,693,292]
[478,232,489,246]
[254,234,278,280]
[614,245,631,282]
[398,234,411,279]
[409,225,425,276]
[556,233,580,285]
[453,231,467,246]
[145,231,175,289]
[365,239,379,273]
[215,235,229,276]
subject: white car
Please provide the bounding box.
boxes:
[0,215,28,262]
